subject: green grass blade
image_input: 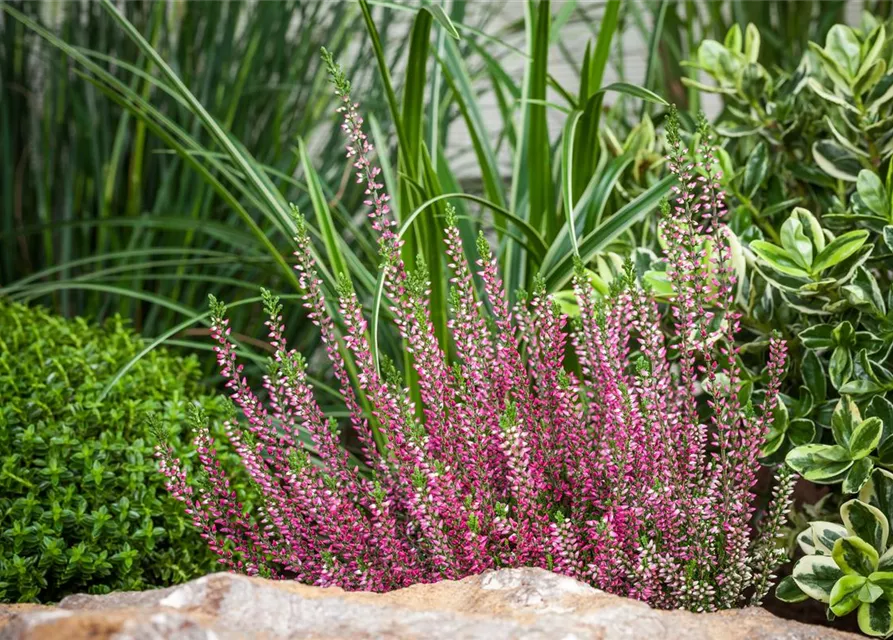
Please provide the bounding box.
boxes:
[544,173,677,290]
[527,0,553,241]
[640,0,669,119]
[298,137,350,279]
[587,0,620,92]
[97,0,298,240]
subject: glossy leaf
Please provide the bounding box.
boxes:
[743,141,769,199]
[812,230,871,273]
[780,217,814,269]
[831,574,868,616]
[851,418,885,460]
[830,346,855,390]
[802,351,828,402]
[808,521,849,555]
[833,396,862,448]
[813,141,862,182]
[857,597,893,637]
[870,572,893,600]
[842,500,889,553]
[775,575,809,602]
[845,458,876,494]
[858,170,890,217]
[800,324,835,350]
[860,469,893,524]
[834,536,880,576]
[750,241,810,277]
[825,25,862,79]
[786,444,853,483]
[793,555,846,602]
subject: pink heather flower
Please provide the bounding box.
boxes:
[155,58,791,610]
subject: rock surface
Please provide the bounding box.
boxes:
[0,568,858,639]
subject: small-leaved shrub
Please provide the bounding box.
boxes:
[0,302,233,602]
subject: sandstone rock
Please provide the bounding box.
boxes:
[0,567,859,640]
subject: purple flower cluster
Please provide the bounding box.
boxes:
[156,56,791,611]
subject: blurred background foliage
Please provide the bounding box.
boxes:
[1,0,890,432]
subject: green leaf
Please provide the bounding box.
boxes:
[834,321,857,347]
[698,39,728,73]
[844,267,887,315]
[744,23,760,64]
[780,217,814,269]
[812,230,870,273]
[789,418,817,446]
[761,429,785,457]
[425,4,460,40]
[825,24,862,79]
[857,171,890,217]
[776,575,809,602]
[880,549,893,572]
[787,444,853,482]
[845,459,876,494]
[833,397,862,448]
[802,350,828,402]
[724,23,742,53]
[791,207,826,253]
[516,0,554,248]
[862,581,886,604]
[598,82,668,106]
[298,139,349,281]
[855,60,888,99]
[799,324,835,350]
[793,555,846,602]
[586,0,621,95]
[857,25,886,83]
[869,572,893,600]
[855,333,885,355]
[869,397,893,445]
[860,469,893,524]
[642,270,675,298]
[813,141,862,182]
[842,499,890,553]
[808,77,861,112]
[814,521,850,555]
[851,418,885,460]
[831,574,868,615]
[359,0,412,170]
[743,141,769,199]
[750,240,810,277]
[858,598,893,637]
[543,175,675,290]
[830,347,855,390]
[884,227,893,254]
[798,527,820,555]
[834,536,881,576]
[841,380,887,395]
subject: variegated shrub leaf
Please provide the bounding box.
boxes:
[834,536,880,577]
[793,555,846,602]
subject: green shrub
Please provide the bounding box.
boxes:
[0,301,232,602]
[687,19,893,480]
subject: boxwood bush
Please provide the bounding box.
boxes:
[0,301,234,602]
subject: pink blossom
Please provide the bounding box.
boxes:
[155,61,791,611]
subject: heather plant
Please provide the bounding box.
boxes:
[0,301,239,602]
[779,468,893,637]
[156,56,793,611]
